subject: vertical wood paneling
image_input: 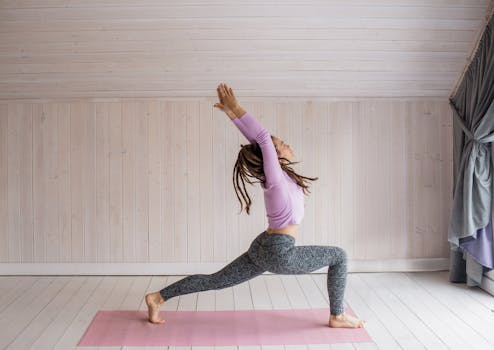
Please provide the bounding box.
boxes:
[161,101,174,261]
[375,102,386,256]
[332,102,343,247]
[304,102,316,245]
[421,100,437,257]
[409,101,422,258]
[95,103,110,262]
[368,101,381,258]
[440,102,454,257]
[17,108,35,262]
[338,102,356,255]
[224,104,238,260]
[199,100,213,262]
[109,103,123,261]
[327,102,339,246]
[122,102,136,262]
[0,98,454,264]
[7,105,20,262]
[212,102,226,262]
[381,101,393,257]
[311,102,324,245]
[44,104,59,262]
[33,104,51,261]
[420,101,433,257]
[57,104,70,262]
[390,101,408,258]
[428,102,442,257]
[318,103,330,247]
[135,102,149,262]
[186,102,200,262]
[292,103,305,245]
[148,101,162,262]
[82,103,96,262]
[352,102,365,258]
[174,102,188,261]
[0,105,7,262]
[405,101,414,258]
[11,104,35,262]
[69,103,84,261]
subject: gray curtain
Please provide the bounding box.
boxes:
[448,13,494,286]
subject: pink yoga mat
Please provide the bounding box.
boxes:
[78,307,373,347]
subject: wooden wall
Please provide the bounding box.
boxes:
[0,98,453,264]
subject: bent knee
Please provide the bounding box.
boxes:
[334,247,347,263]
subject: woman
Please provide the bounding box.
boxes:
[146,83,366,328]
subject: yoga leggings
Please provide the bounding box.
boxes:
[159,231,347,316]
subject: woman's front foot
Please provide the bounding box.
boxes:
[328,312,366,328]
[145,292,166,324]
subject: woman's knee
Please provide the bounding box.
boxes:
[333,246,347,263]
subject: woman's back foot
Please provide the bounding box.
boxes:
[328,312,366,328]
[145,292,166,324]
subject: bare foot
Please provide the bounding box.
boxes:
[145,292,166,324]
[328,312,366,328]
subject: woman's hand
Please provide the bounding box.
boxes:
[214,83,241,120]
[217,83,239,110]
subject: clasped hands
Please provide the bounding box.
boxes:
[214,83,242,120]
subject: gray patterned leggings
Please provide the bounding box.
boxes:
[159,231,347,316]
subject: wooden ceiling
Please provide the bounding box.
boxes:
[0,0,493,99]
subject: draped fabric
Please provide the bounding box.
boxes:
[448,14,494,286]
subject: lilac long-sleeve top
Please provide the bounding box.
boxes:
[232,111,305,229]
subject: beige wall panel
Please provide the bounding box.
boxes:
[0,105,7,262]
[0,99,454,263]
[122,102,136,262]
[135,102,150,262]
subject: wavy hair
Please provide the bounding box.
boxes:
[233,135,318,215]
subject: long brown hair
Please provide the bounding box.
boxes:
[233,135,318,215]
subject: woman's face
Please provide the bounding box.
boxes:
[272,136,294,163]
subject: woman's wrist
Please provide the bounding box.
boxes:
[231,105,246,118]
[226,110,237,120]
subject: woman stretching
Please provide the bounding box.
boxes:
[146,83,366,328]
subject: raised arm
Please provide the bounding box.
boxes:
[232,111,284,187]
[213,82,284,187]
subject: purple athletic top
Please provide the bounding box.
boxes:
[232,111,305,229]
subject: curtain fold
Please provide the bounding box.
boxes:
[448,13,494,286]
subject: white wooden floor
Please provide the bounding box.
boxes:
[1,271,494,350]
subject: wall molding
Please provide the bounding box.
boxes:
[0,258,449,275]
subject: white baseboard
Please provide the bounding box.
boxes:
[481,270,494,297]
[0,258,449,275]
[480,276,494,297]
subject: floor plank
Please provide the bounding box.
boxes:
[351,273,426,349]
[358,272,446,350]
[6,276,83,350]
[366,273,482,349]
[405,271,494,348]
[0,276,65,349]
[28,276,102,350]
